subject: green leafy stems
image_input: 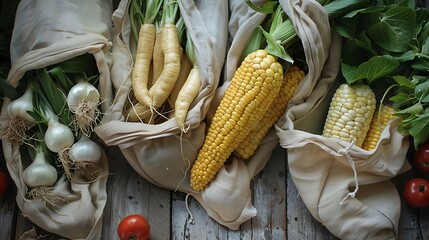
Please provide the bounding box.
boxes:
[129,0,164,42]
[129,0,183,47]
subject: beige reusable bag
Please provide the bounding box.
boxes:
[0,0,113,239]
[273,0,411,239]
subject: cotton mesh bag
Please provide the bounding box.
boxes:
[272,0,411,239]
[0,0,113,239]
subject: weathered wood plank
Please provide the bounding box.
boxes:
[101,147,171,240]
[13,211,40,239]
[171,192,232,240]
[419,207,429,240]
[250,146,287,240]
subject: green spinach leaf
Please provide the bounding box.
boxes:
[367,6,416,52]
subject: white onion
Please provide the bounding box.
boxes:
[7,86,35,122]
[44,119,74,153]
[70,135,102,163]
[23,151,58,188]
[67,82,100,112]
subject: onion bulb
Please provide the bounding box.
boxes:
[7,86,34,122]
[66,82,100,136]
[23,151,58,188]
[70,135,101,163]
[67,82,100,112]
[44,118,74,153]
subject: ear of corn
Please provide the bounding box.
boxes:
[234,65,305,159]
[190,49,284,191]
[362,105,396,150]
[322,83,376,147]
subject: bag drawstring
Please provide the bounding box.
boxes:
[185,193,195,224]
[338,141,359,205]
[174,131,191,192]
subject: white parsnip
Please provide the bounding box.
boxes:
[175,67,201,130]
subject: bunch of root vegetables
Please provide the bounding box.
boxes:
[124,0,201,132]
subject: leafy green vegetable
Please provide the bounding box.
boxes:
[341,55,399,85]
[367,6,416,52]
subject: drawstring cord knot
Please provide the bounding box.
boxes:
[338,141,359,205]
[185,193,195,224]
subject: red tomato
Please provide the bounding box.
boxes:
[117,214,150,240]
[0,170,8,197]
[414,142,429,175]
[403,178,429,208]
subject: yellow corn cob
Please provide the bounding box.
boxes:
[190,50,284,191]
[234,65,305,159]
[322,83,376,147]
[362,105,396,150]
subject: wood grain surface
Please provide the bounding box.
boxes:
[1,145,428,240]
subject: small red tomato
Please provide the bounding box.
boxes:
[0,170,8,197]
[403,178,429,208]
[414,142,429,175]
[117,214,150,240]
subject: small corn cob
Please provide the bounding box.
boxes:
[322,83,376,147]
[190,50,284,191]
[234,65,305,159]
[362,105,396,150]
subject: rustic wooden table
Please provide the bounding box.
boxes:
[1,145,428,240]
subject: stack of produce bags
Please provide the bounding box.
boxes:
[0,0,113,238]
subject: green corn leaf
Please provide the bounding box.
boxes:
[262,28,294,64]
[245,0,278,14]
[242,27,265,62]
